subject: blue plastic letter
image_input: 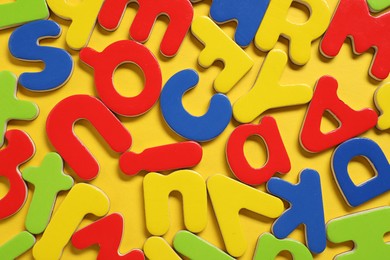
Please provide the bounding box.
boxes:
[160,69,232,142]
[267,169,326,254]
[8,20,73,91]
[332,137,390,207]
[210,0,270,47]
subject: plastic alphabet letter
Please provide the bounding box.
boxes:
[0,231,35,260]
[143,170,207,235]
[226,116,291,185]
[321,0,390,80]
[207,174,284,257]
[300,76,377,153]
[233,50,313,123]
[33,183,110,260]
[332,138,390,207]
[209,0,270,47]
[46,95,132,180]
[267,169,326,254]
[191,16,253,93]
[72,213,145,259]
[80,40,161,117]
[22,152,74,234]
[173,230,234,260]
[0,71,38,146]
[144,237,181,260]
[0,130,35,220]
[367,0,390,12]
[253,233,313,260]
[0,0,48,29]
[119,141,203,176]
[327,206,390,259]
[160,69,232,142]
[46,0,104,49]
[98,0,193,57]
[8,20,74,91]
[255,0,331,65]
[374,82,390,130]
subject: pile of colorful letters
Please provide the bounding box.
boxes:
[1,0,390,259]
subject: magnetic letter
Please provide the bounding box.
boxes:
[80,40,161,117]
[144,237,181,260]
[173,230,234,260]
[321,0,390,80]
[233,49,313,123]
[267,169,326,254]
[367,0,390,12]
[0,231,35,260]
[332,138,390,207]
[0,0,48,29]
[327,207,390,259]
[210,0,270,47]
[22,152,74,234]
[46,95,132,180]
[98,0,193,57]
[253,233,313,260]
[0,130,35,220]
[9,20,73,91]
[374,82,390,130]
[143,170,207,235]
[300,76,377,153]
[160,69,232,142]
[191,16,253,93]
[0,71,38,145]
[46,0,104,49]
[226,116,290,185]
[33,183,110,260]
[255,0,331,65]
[119,141,202,176]
[207,174,284,257]
[72,213,144,259]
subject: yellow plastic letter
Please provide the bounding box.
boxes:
[33,183,110,260]
[143,170,207,235]
[191,16,253,93]
[255,0,331,65]
[144,237,182,260]
[374,82,390,130]
[233,49,313,123]
[46,0,104,49]
[207,174,284,257]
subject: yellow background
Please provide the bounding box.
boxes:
[0,0,389,259]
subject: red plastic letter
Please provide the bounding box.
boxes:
[226,116,291,186]
[119,141,203,176]
[321,0,390,80]
[72,213,145,260]
[300,76,377,153]
[98,0,193,57]
[46,95,132,180]
[80,40,162,117]
[0,130,35,220]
